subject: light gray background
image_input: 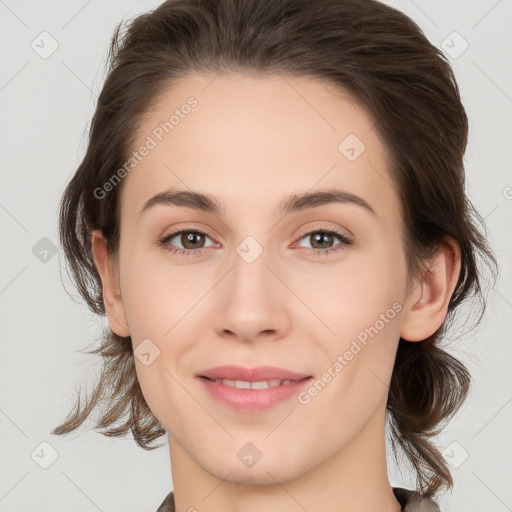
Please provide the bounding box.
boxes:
[0,0,511,511]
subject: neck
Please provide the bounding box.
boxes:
[168,404,401,512]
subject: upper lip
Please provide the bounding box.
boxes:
[197,365,311,382]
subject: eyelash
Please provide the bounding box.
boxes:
[157,225,352,258]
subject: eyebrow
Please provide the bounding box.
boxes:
[139,188,377,218]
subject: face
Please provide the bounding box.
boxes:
[98,72,420,485]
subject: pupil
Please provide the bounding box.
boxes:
[313,233,332,249]
[183,232,203,249]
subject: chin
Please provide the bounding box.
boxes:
[201,453,306,486]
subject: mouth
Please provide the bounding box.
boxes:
[196,364,311,382]
[195,366,313,413]
[199,375,310,389]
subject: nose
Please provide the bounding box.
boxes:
[212,241,291,343]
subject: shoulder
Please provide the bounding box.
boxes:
[393,487,442,511]
[156,491,175,512]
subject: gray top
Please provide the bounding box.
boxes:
[156,487,441,511]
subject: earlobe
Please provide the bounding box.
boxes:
[91,230,130,338]
[400,237,461,342]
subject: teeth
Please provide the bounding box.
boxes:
[213,378,294,389]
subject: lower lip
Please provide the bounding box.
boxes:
[198,376,313,413]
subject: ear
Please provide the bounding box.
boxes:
[400,236,461,342]
[91,229,130,338]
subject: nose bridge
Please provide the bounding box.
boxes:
[229,235,276,305]
[213,233,288,340]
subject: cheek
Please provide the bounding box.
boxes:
[119,250,202,339]
[301,240,406,392]
[303,247,405,339]
[300,268,404,430]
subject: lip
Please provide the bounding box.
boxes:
[196,365,311,382]
[196,365,313,413]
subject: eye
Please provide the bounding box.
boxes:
[293,226,352,256]
[157,225,216,257]
[157,225,352,257]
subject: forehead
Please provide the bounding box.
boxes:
[120,71,399,226]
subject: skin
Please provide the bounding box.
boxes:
[92,72,461,512]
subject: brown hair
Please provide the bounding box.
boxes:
[52,0,499,498]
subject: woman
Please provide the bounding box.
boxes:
[52,0,498,510]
